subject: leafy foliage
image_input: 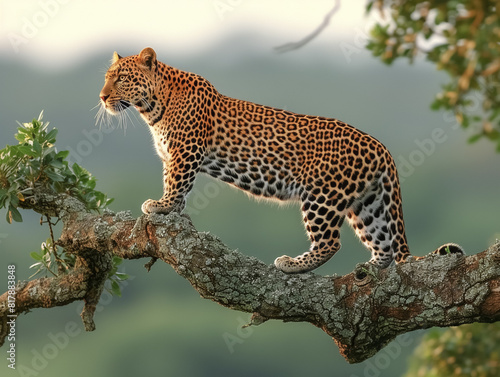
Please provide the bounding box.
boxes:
[405,323,500,377]
[0,112,113,223]
[1,114,126,294]
[366,0,500,151]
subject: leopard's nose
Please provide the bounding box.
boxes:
[100,94,109,103]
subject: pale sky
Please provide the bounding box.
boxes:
[0,0,375,68]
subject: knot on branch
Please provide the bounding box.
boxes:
[353,263,381,287]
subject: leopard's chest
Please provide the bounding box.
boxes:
[150,129,171,163]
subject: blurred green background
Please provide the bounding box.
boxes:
[1,1,499,376]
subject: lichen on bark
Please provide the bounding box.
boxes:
[1,189,500,363]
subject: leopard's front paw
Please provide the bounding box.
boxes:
[274,255,309,274]
[141,199,174,215]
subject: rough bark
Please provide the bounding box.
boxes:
[1,189,500,363]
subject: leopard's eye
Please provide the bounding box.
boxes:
[117,75,127,82]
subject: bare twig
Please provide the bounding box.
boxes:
[274,1,341,53]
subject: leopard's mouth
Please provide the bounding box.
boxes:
[103,100,131,115]
[119,100,131,109]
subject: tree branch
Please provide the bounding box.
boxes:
[274,1,341,53]
[1,188,500,363]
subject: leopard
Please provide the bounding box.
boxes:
[99,47,464,274]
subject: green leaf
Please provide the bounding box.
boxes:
[72,163,83,176]
[44,169,64,182]
[488,108,500,122]
[14,130,28,143]
[53,181,65,193]
[461,114,470,128]
[485,129,500,141]
[468,134,483,144]
[115,272,130,281]
[8,205,22,223]
[87,179,97,190]
[366,1,374,13]
[9,193,19,208]
[46,128,58,143]
[42,146,56,158]
[30,251,43,261]
[32,140,42,155]
[49,159,64,169]
[17,145,37,157]
[430,99,442,110]
[111,280,121,297]
[55,150,70,159]
[112,256,123,266]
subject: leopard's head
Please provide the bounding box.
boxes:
[99,47,158,116]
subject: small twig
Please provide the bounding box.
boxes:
[46,215,56,245]
[274,0,341,53]
[144,257,158,272]
[42,215,66,274]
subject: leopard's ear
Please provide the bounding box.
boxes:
[111,51,122,64]
[138,47,156,70]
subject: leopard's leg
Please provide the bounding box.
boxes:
[346,174,410,268]
[274,192,344,273]
[142,149,201,214]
